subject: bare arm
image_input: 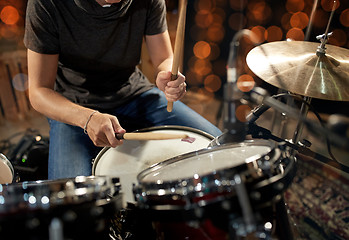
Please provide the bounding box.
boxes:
[27,49,125,147]
[145,31,186,102]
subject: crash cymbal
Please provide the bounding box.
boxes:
[246,41,349,101]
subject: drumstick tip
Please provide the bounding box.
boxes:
[181,136,196,143]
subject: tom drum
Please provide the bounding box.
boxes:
[133,140,296,240]
[0,176,122,240]
[0,153,14,184]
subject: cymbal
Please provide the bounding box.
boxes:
[246,41,349,101]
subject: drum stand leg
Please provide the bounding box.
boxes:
[273,196,295,240]
[228,174,263,240]
[228,175,295,240]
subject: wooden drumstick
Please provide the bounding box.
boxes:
[115,132,189,141]
[167,0,188,112]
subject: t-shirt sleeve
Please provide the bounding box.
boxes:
[24,0,60,54]
[145,0,168,36]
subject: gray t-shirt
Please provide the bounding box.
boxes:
[24,0,168,110]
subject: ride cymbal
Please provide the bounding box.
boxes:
[246,41,349,101]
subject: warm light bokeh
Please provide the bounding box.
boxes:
[204,74,222,92]
[235,104,252,122]
[237,74,255,92]
[286,0,305,13]
[286,27,305,40]
[0,5,19,25]
[185,0,349,98]
[340,8,349,27]
[290,12,309,29]
[265,26,283,42]
[193,41,211,59]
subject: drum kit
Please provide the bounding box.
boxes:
[1,5,349,240]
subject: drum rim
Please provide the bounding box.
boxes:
[0,175,121,213]
[0,153,14,184]
[136,139,276,182]
[133,140,296,210]
[91,125,215,174]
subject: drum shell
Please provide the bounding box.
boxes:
[0,176,123,239]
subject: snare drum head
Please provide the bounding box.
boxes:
[134,140,276,209]
[139,140,273,183]
[92,126,214,205]
[0,154,13,184]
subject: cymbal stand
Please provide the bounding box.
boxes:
[291,0,337,153]
[291,96,311,153]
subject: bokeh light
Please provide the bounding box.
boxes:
[286,27,305,40]
[192,58,212,76]
[186,70,204,86]
[328,29,347,46]
[321,0,340,12]
[206,23,225,42]
[212,8,226,25]
[237,74,255,92]
[281,12,293,30]
[0,5,19,25]
[12,73,28,91]
[312,9,329,29]
[340,8,349,27]
[290,12,309,29]
[195,10,213,28]
[235,104,252,122]
[193,41,211,59]
[195,0,215,12]
[208,42,221,60]
[204,74,222,92]
[265,26,283,42]
[228,13,247,31]
[247,1,272,25]
[250,26,266,44]
[286,0,305,13]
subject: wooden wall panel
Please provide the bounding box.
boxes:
[0,50,31,122]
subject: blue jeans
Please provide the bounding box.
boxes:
[48,88,222,180]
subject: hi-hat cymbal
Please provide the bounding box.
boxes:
[246,41,349,101]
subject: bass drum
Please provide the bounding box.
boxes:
[92,126,214,206]
[0,153,14,184]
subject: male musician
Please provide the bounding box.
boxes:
[24,0,222,179]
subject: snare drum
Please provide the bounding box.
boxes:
[92,126,214,206]
[134,140,296,240]
[0,176,122,239]
[0,153,14,184]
